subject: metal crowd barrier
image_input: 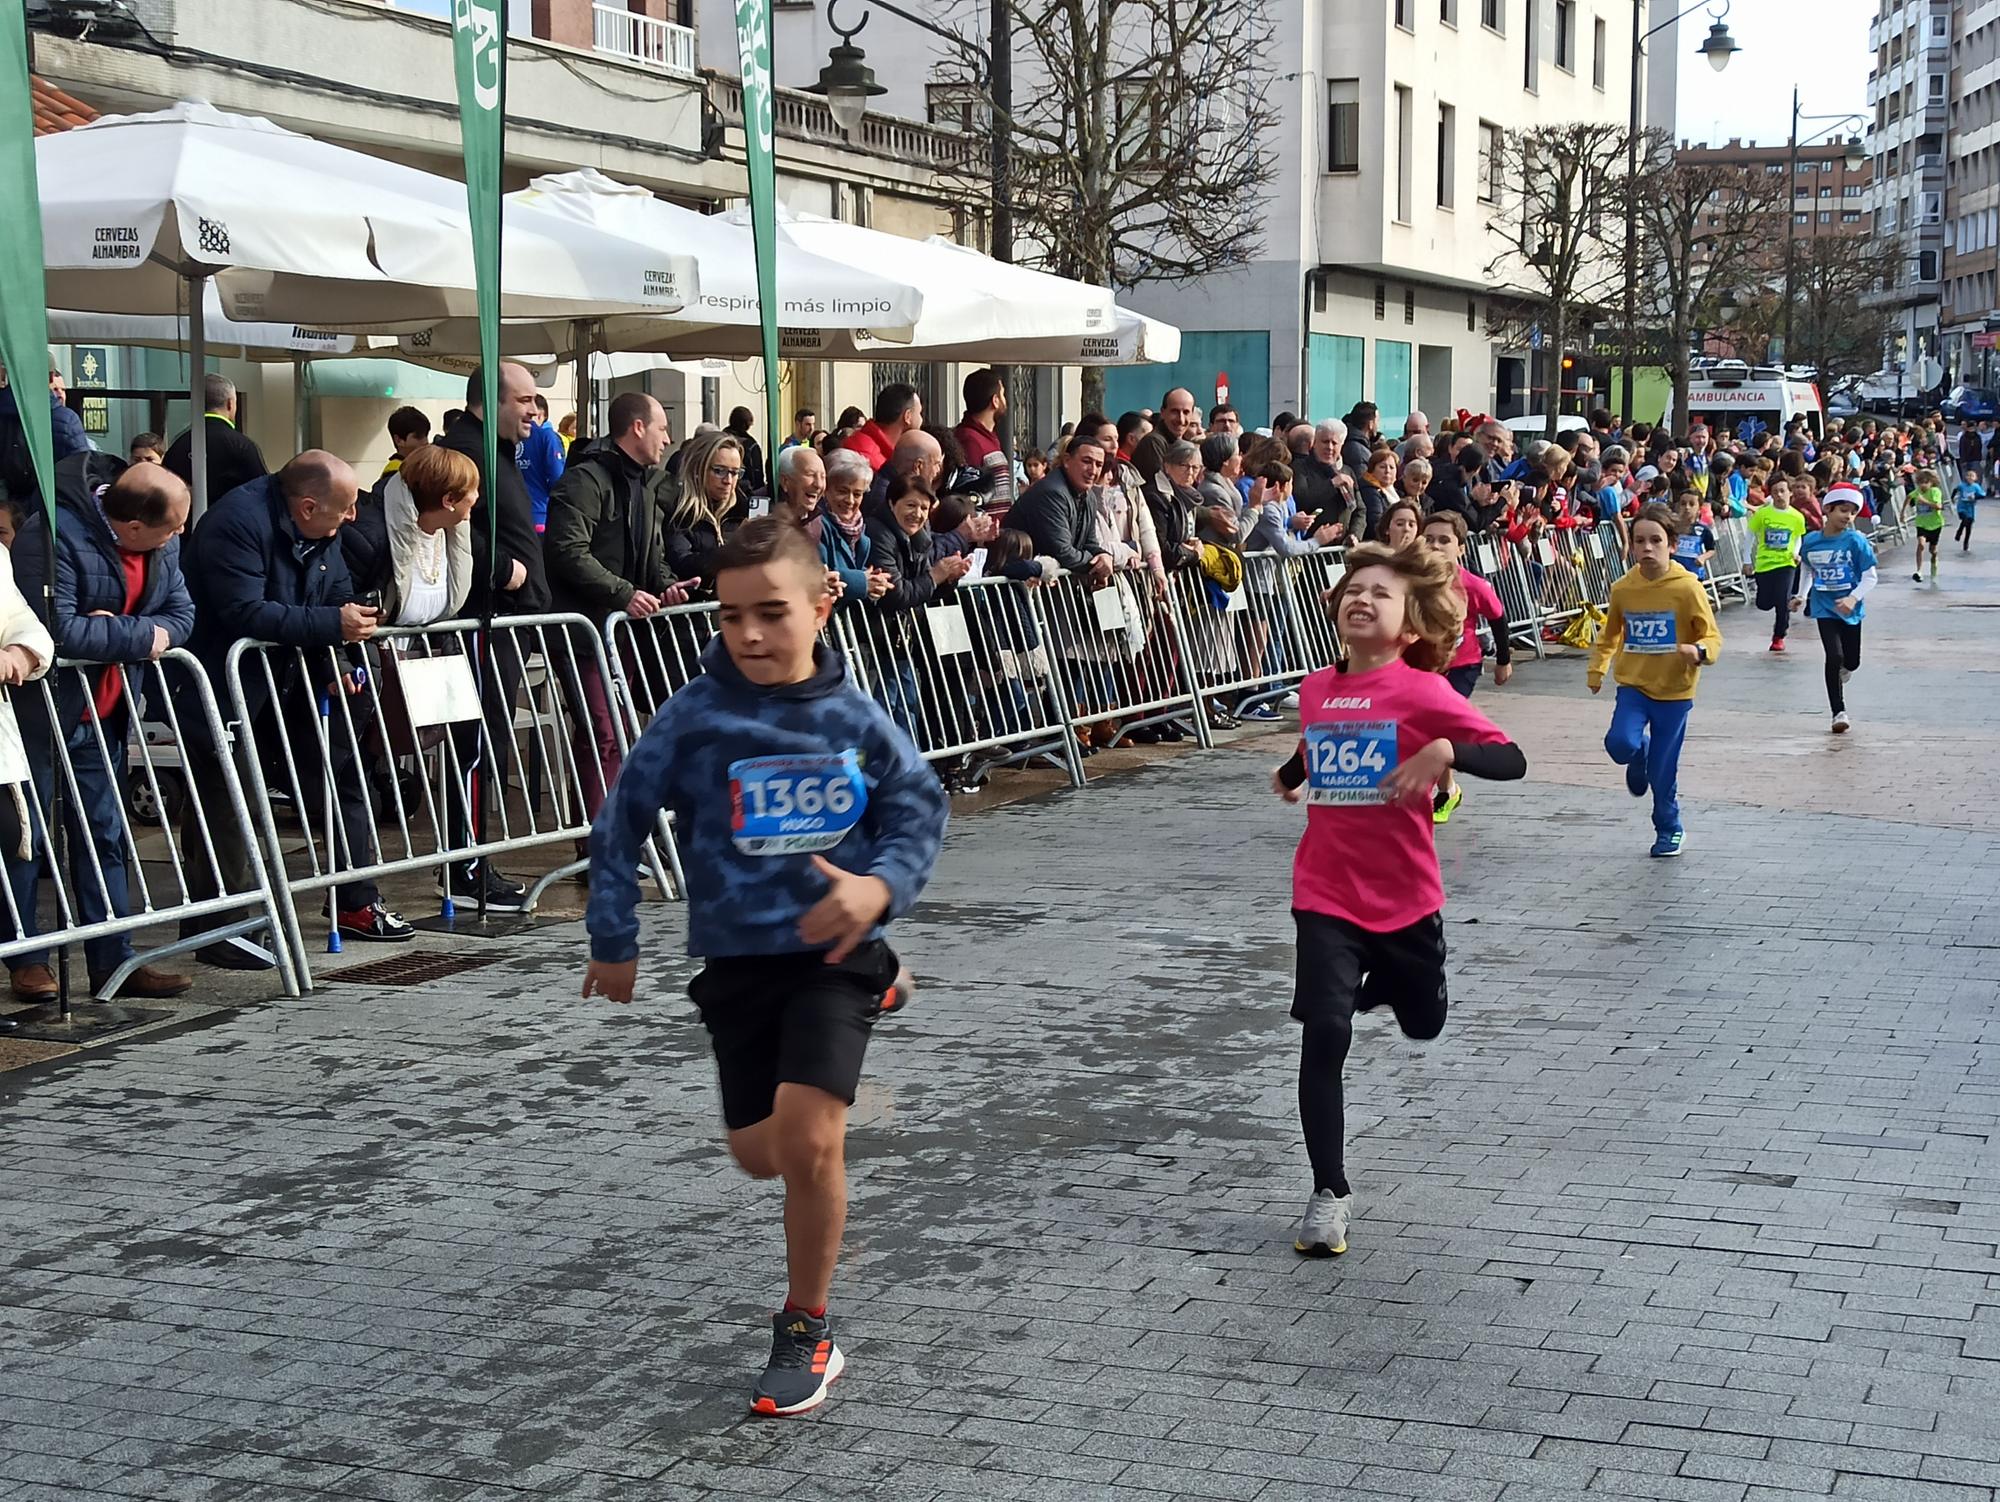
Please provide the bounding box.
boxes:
[830,577,1088,782]
[0,651,300,1000]
[224,612,654,987]
[1160,549,1348,719]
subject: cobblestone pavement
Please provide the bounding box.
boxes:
[3,533,1998,1502]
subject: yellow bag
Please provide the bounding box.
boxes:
[1561,602,1605,649]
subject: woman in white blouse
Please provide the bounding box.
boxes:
[378,442,476,625]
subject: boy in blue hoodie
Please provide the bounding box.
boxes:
[584,518,948,1418]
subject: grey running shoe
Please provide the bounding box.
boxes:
[750,1311,845,1417]
[1294,1189,1351,1257]
[1832,711,1851,733]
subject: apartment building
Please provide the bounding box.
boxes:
[1675,137,1874,244]
[730,0,1674,426]
[1942,0,2000,385]
[1862,0,1950,385]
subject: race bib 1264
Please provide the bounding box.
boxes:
[1622,611,1677,654]
[1305,720,1398,805]
[728,751,867,856]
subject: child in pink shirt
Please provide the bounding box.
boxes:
[1273,542,1527,1258]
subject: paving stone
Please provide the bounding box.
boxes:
[3,532,1998,1500]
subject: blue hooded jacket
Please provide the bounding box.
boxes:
[587,633,947,961]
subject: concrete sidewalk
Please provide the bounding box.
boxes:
[1,528,1996,1501]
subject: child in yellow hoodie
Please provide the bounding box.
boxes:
[1588,502,1723,858]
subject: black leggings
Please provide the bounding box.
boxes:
[1818,616,1862,713]
[1957,516,1975,546]
[1293,910,1448,1198]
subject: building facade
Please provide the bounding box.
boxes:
[721,0,1675,427]
[1675,137,1874,243]
[1862,0,1950,390]
[26,0,976,469]
[1941,0,2000,385]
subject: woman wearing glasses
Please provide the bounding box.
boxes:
[664,430,745,596]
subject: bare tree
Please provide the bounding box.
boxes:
[1629,135,1789,435]
[928,0,1278,406]
[1482,122,1632,440]
[1721,236,1898,400]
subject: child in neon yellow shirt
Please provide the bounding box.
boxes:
[1743,479,1807,653]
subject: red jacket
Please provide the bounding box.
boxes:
[840,420,899,473]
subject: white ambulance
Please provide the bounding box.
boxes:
[1681,362,1827,440]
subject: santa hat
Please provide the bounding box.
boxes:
[1824,480,1866,511]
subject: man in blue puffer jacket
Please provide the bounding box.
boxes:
[9,458,195,1002]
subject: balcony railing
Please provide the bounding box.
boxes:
[592,3,698,78]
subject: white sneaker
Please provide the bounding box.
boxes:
[1839,668,1852,684]
[1280,691,1300,711]
[1293,1189,1351,1257]
[1832,711,1851,733]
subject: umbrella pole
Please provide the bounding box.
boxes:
[572,319,590,442]
[187,273,209,518]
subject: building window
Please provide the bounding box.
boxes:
[1765,163,1784,175]
[1819,210,1831,223]
[1844,183,1864,197]
[1468,299,1478,331]
[1395,84,1414,222]
[1375,283,1388,319]
[1441,0,1458,25]
[1327,79,1360,172]
[1592,16,1606,89]
[1437,102,1457,208]
[924,84,983,133]
[1523,0,1539,90]
[1929,74,1947,103]
[1794,212,1809,226]
[1842,210,1860,223]
[1395,0,1412,30]
[1477,120,1502,204]
[1819,186,1832,198]
[1482,0,1502,31]
[1554,0,1574,72]
[1405,288,1417,324]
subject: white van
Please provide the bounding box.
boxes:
[1680,362,1826,440]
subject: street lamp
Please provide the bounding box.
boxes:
[810,0,1017,451]
[1623,1,1741,425]
[1782,92,1869,369]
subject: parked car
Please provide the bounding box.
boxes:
[1940,385,1999,422]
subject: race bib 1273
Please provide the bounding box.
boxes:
[728,751,867,856]
[1622,611,1677,654]
[1304,720,1398,805]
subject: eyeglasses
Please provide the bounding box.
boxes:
[709,466,743,480]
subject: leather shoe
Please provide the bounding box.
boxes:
[92,965,194,1001]
[10,964,58,1005]
[194,939,277,972]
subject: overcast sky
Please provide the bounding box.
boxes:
[1672,0,1875,147]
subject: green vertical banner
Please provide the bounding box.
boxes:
[735,0,783,478]
[451,0,507,570]
[0,3,56,530]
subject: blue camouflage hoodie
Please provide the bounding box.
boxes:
[587,633,948,961]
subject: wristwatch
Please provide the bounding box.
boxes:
[1695,645,1709,665]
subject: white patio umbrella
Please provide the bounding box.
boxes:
[390,169,926,370]
[34,103,698,507]
[833,305,1182,367]
[47,281,358,359]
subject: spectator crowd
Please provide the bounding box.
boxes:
[0,353,1953,1020]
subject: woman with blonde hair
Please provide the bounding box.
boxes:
[664,429,743,593]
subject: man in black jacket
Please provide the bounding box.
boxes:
[437,364,550,872]
[163,374,268,507]
[544,391,682,819]
[1010,437,1114,584]
[179,453,413,962]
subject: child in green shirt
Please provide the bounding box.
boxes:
[1744,478,1807,653]
[1910,466,1946,583]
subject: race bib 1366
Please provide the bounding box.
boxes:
[728,751,867,856]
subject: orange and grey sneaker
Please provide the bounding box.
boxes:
[879,967,914,1016]
[750,1310,845,1417]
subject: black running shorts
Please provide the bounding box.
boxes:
[689,940,899,1130]
[1291,908,1449,1035]
[1444,664,1482,699]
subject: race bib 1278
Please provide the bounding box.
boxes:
[1622,610,1677,654]
[1304,720,1398,805]
[728,751,867,856]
